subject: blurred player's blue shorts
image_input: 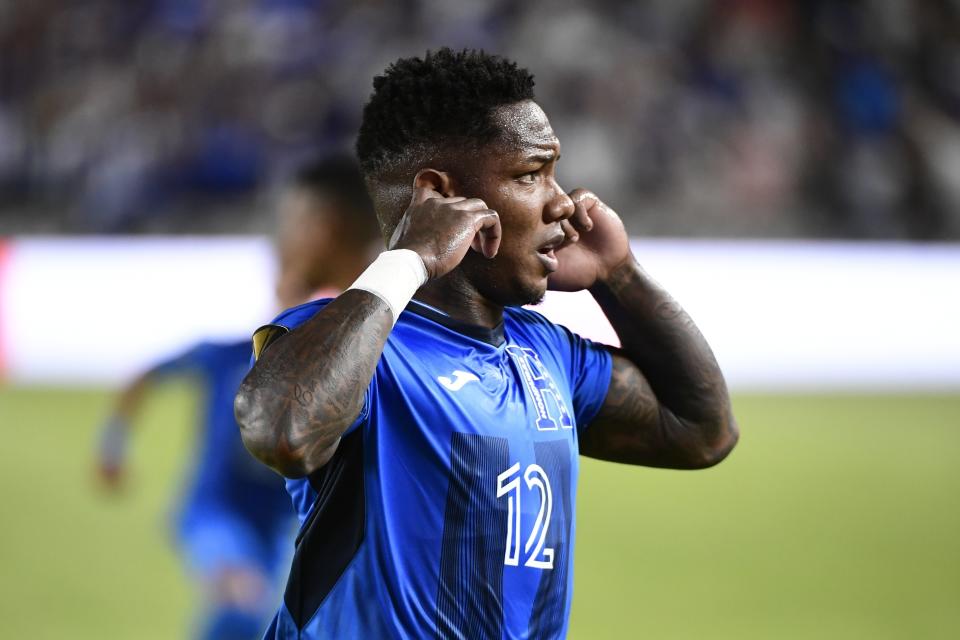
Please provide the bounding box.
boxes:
[176,504,292,581]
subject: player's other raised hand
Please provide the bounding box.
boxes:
[389,185,502,281]
[549,188,631,292]
[96,416,130,490]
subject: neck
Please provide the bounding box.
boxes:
[330,244,382,291]
[414,269,504,329]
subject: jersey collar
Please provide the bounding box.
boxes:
[406,299,506,347]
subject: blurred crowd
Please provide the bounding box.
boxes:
[2,0,960,239]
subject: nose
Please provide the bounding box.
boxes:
[544,180,574,223]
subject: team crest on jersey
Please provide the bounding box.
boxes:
[506,345,573,431]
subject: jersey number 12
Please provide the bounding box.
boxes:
[496,462,554,570]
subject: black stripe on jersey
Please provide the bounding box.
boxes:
[436,433,510,640]
[283,428,365,629]
[527,439,573,639]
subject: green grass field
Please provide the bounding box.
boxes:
[1,386,958,639]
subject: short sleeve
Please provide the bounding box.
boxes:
[566,328,613,433]
[253,299,334,359]
[267,299,336,335]
[252,298,371,436]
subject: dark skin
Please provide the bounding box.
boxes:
[235,100,738,478]
[274,186,379,306]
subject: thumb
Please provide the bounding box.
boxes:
[411,185,443,206]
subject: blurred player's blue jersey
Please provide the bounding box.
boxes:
[260,299,612,639]
[151,341,293,575]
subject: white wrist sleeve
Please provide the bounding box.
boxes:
[348,249,428,326]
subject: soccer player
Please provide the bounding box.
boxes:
[236,49,739,639]
[96,155,379,640]
[273,156,382,308]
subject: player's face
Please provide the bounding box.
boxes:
[275,188,332,308]
[456,100,575,306]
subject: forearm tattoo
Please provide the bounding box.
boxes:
[586,261,736,467]
[236,291,392,476]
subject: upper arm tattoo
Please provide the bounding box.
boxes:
[596,352,660,430]
[582,261,737,469]
[581,352,732,469]
[580,352,665,465]
[236,292,392,477]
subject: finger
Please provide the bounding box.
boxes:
[453,197,489,211]
[472,210,501,258]
[559,219,579,248]
[570,198,593,232]
[411,186,445,205]
[569,188,599,214]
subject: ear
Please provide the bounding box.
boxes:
[413,168,456,198]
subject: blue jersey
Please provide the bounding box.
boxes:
[152,340,293,534]
[260,299,612,639]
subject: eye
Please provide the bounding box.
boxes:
[516,170,538,184]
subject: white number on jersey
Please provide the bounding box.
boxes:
[495,462,555,570]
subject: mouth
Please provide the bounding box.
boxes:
[535,230,565,273]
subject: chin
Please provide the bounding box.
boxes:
[513,278,548,307]
[475,276,545,308]
[465,255,546,307]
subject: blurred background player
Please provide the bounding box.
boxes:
[274,155,383,304]
[94,154,380,640]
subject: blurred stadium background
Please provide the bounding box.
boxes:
[1,1,958,638]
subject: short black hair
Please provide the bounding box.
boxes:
[356,48,536,178]
[293,154,379,241]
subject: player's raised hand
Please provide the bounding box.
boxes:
[549,189,632,292]
[388,186,501,281]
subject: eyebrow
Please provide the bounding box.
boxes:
[522,150,560,163]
